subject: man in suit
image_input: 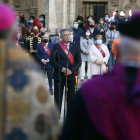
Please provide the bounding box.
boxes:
[89,20,99,39]
[36,33,53,94]
[50,29,81,114]
[106,22,120,70]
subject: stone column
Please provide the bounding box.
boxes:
[69,0,76,28]
[45,0,63,33]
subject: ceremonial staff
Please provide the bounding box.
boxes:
[100,66,101,75]
[64,43,69,122]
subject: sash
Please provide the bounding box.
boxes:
[41,42,51,57]
[95,43,105,58]
[59,41,75,66]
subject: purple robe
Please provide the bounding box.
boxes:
[60,64,140,140]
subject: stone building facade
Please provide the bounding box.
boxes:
[0,0,140,32]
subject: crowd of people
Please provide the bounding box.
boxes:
[15,9,134,82]
[2,2,140,140]
[14,8,134,114]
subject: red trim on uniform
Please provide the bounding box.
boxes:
[41,42,51,57]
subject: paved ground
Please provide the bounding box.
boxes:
[45,75,89,124]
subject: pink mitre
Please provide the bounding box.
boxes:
[0,3,16,31]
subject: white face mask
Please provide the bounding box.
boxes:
[70,35,73,40]
[100,21,104,24]
[86,32,90,36]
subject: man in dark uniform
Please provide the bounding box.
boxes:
[36,32,53,95]
[60,11,140,140]
[26,19,41,62]
[50,29,81,114]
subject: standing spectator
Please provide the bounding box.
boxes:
[69,29,74,43]
[84,15,94,30]
[106,22,120,70]
[51,28,61,44]
[89,20,99,39]
[76,16,84,30]
[89,35,110,76]
[36,33,53,94]
[40,28,47,37]
[26,16,35,28]
[109,10,118,23]
[96,17,108,32]
[19,12,27,26]
[73,20,84,45]
[18,16,25,34]
[80,29,94,80]
[99,28,108,46]
[105,13,110,28]
[39,14,45,28]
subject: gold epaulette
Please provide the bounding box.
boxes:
[26,36,31,40]
[29,50,37,53]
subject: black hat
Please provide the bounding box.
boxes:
[119,10,140,40]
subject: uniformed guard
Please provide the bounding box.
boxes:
[26,19,41,62]
[0,3,60,140]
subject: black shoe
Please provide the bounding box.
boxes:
[49,89,53,95]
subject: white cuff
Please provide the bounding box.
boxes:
[41,59,44,62]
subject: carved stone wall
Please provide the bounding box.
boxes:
[0,0,45,22]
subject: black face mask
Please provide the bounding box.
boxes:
[28,32,31,35]
[44,39,48,43]
[20,17,24,21]
[109,26,115,31]
[89,25,94,28]
[41,32,45,36]
[99,32,105,35]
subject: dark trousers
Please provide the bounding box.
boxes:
[42,68,53,90]
[54,78,75,114]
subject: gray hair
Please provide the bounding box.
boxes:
[69,29,74,34]
[60,29,70,36]
[55,28,61,31]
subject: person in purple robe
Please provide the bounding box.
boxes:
[59,10,140,140]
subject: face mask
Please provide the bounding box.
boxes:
[78,20,81,23]
[33,30,39,35]
[105,17,109,21]
[109,26,115,31]
[40,18,44,22]
[30,20,34,24]
[89,25,94,28]
[96,40,102,44]
[28,32,31,35]
[16,18,19,23]
[20,17,24,21]
[58,33,60,36]
[41,32,45,36]
[88,18,92,22]
[99,32,105,35]
[73,24,78,29]
[44,39,48,43]
[86,32,90,36]
[70,35,73,40]
[100,21,104,24]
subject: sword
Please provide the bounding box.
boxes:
[100,66,101,75]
